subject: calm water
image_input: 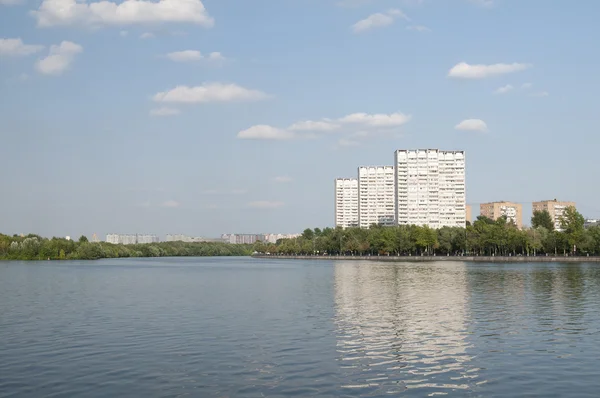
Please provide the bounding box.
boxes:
[1,258,600,397]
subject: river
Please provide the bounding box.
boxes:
[1,257,599,397]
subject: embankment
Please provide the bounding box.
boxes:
[252,255,600,263]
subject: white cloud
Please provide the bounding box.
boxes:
[339,112,411,127]
[352,9,408,33]
[0,38,44,56]
[0,0,23,5]
[165,50,225,62]
[406,25,430,32]
[247,201,284,209]
[493,84,513,95]
[208,52,225,61]
[153,83,269,104]
[455,119,488,132]
[273,176,292,183]
[288,120,340,132]
[237,125,294,140]
[521,82,533,89]
[140,32,154,39]
[162,200,180,208]
[166,50,202,62]
[119,30,128,37]
[32,0,214,28]
[35,41,82,75]
[448,62,531,79]
[237,111,410,141]
[150,107,180,116]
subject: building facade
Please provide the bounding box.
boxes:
[466,205,472,224]
[221,233,301,244]
[105,234,159,245]
[358,166,396,228]
[395,149,466,228]
[480,201,523,229]
[335,178,359,229]
[532,200,576,231]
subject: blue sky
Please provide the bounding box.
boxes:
[1,0,599,239]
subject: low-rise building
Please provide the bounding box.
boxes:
[480,201,523,229]
[532,199,576,231]
[106,234,159,245]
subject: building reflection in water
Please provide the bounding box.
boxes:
[334,260,482,395]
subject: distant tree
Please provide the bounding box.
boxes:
[531,210,554,231]
[78,235,89,243]
[560,206,585,254]
[301,228,315,241]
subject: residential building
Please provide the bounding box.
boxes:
[166,234,221,243]
[585,219,600,228]
[395,149,466,228]
[106,234,159,245]
[480,201,523,229]
[466,205,472,224]
[358,166,396,228]
[220,233,301,244]
[335,178,359,228]
[532,199,576,231]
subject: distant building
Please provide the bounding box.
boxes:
[166,234,221,243]
[532,199,576,231]
[466,205,472,224]
[65,236,71,241]
[358,166,396,228]
[395,149,466,228]
[585,219,599,229]
[221,233,301,245]
[335,178,359,229]
[106,234,159,245]
[480,201,523,229]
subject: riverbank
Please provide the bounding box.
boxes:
[252,254,600,263]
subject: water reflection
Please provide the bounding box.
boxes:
[334,261,480,396]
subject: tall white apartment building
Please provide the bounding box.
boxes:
[395,149,466,228]
[335,178,359,228]
[358,166,396,228]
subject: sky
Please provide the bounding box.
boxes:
[1,0,599,239]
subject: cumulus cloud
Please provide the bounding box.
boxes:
[162,200,180,208]
[153,83,269,103]
[288,120,340,132]
[338,112,411,127]
[237,111,410,141]
[166,50,225,62]
[455,119,488,132]
[352,9,408,33]
[237,125,295,140]
[273,176,292,183]
[247,201,284,209]
[32,0,214,28]
[35,41,82,75]
[521,82,533,89]
[448,62,531,79]
[493,84,513,95]
[150,107,180,116]
[337,138,360,147]
[469,0,494,7]
[530,91,549,97]
[0,38,44,56]
[119,30,128,37]
[140,32,154,39]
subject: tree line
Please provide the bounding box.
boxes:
[0,234,252,261]
[255,207,600,257]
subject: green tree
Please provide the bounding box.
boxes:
[560,206,585,254]
[531,210,555,231]
[78,235,89,243]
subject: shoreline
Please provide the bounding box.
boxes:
[252,254,600,263]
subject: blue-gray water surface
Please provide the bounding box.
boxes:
[1,257,600,397]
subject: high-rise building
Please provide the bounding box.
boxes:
[532,199,576,231]
[480,201,523,229]
[335,178,359,228]
[358,166,396,228]
[395,149,466,228]
[466,205,472,224]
